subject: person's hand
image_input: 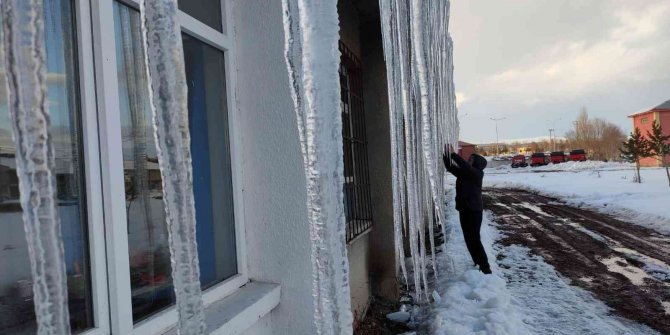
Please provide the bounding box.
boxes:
[443,145,451,168]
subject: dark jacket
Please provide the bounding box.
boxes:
[445,153,487,212]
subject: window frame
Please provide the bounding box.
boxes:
[75,0,111,334]
[0,1,110,334]
[87,0,247,334]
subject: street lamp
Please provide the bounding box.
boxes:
[548,118,562,151]
[490,117,506,156]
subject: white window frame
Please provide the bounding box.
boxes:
[84,0,247,334]
[74,1,111,334]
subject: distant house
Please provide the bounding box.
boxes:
[629,99,670,167]
[458,141,477,159]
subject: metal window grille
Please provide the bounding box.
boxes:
[339,42,374,243]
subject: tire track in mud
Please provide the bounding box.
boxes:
[484,188,670,334]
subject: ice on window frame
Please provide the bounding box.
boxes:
[380,0,459,302]
[140,0,206,334]
[1,0,72,334]
[281,0,354,334]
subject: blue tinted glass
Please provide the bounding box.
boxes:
[183,34,237,288]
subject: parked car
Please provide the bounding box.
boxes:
[569,149,588,162]
[511,155,528,168]
[550,151,567,164]
[530,153,549,167]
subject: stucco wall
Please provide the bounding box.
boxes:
[360,17,399,301]
[347,235,371,322]
[233,0,316,333]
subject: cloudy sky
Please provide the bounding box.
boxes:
[450,0,670,144]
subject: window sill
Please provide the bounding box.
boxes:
[162,282,280,335]
[347,227,372,245]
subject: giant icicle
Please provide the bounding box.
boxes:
[281,0,354,334]
[0,1,71,334]
[380,0,459,301]
[140,1,206,334]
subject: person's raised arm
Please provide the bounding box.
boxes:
[443,145,463,177]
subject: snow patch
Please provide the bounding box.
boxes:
[386,311,411,323]
[518,202,549,216]
[663,302,670,315]
[431,270,529,335]
[599,256,653,286]
[486,167,670,234]
[425,194,531,335]
[497,244,660,335]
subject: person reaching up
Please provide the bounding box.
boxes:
[443,145,491,274]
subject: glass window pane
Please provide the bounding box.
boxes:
[178,0,222,32]
[183,34,237,289]
[0,0,93,333]
[113,3,174,322]
[114,2,237,322]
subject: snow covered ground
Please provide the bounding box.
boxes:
[421,189,662,335]
[485,162,670,234]
[426,202,531,335]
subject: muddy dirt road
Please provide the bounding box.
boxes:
[484,188,670,334]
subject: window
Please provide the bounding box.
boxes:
[113,1,237,323]
[182,34,237,289]
[113,3,174,322]
[339,42,373,242]
[178,0,223,32]
[0,0,93,333]
[641,117,649,124]
[1,0,241,332]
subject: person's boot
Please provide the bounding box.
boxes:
[480,266,492,275]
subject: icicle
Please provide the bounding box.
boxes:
[281,0,353,334]
[140,1,205,334]
[0,1,71,334]
[380,0,459,301]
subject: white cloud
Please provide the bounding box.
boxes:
[480,1,670,104]
[455,91,469,107]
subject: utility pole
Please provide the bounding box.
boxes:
[490,117,506,156]
[548,118,561,152]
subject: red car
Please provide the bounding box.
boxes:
[530,153,549,167]
[511,155,528,168]
[550,151,567,164]
[569,149,588,162]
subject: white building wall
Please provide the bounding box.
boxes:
[232,0,316,333]
[347,235,371,321]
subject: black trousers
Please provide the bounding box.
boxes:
[459,210,490,270]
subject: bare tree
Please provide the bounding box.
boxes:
[565,109,626,161]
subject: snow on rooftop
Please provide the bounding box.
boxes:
[628,98,670,117]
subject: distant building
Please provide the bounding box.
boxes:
[458,141,477,159]
[629,99,670,167]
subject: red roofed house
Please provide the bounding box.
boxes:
[629,99,670,167]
